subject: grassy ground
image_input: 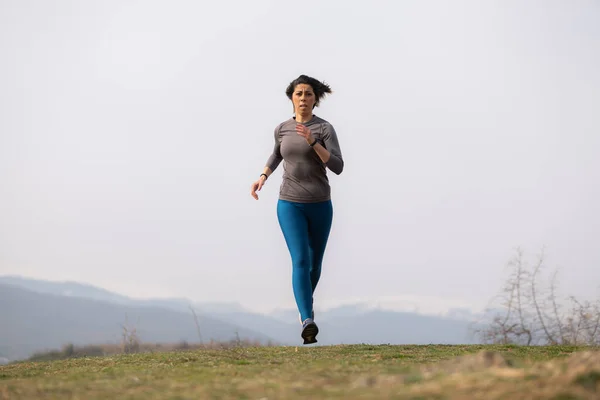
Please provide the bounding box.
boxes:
[1,344,600,399]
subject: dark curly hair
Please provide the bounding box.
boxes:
[285,75,332,109]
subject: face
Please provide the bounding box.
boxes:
[292,84,316,115]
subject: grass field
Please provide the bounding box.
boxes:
[1,344,600,399]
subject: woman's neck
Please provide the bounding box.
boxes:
[295,111,313,123]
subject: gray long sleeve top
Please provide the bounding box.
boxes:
[265,115,344,203]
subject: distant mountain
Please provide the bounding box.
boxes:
[0,276,483,362]
[0,276,194,313]
[315,309,478,345]
[0,275,133,304]
[270,305,478,346]
[0,276,252,315]
[0,283,276,362]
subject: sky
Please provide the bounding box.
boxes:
[1,0,599,316]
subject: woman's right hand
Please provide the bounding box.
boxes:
[250,175,267,200]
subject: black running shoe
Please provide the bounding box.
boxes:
[301,318,318,345]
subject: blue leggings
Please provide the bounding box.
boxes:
[277,199,333,322]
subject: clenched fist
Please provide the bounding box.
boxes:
[296,124,315,145]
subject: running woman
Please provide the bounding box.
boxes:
[250,75,344,344]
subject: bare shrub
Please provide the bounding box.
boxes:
[474,247,600,346]
[176,340,190,350]
[62,343,75,358]
[120,314,141,354]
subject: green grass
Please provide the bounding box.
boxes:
[1,344,599,399]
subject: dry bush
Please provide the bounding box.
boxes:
[475,247,600,346]
[120,314,141,354]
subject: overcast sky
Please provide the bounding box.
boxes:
[1,0,599,316]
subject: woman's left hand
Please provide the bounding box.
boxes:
[296,124,314,145]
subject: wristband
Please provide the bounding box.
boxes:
[260,173,268,180]
[309,139,318,147]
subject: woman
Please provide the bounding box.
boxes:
[250,75,344,345]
